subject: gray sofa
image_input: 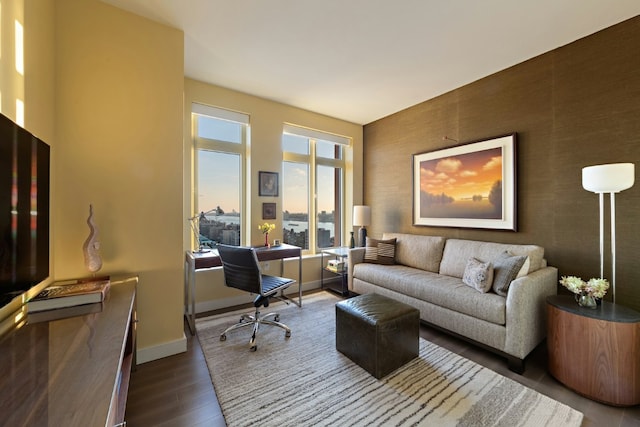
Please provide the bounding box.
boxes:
[347,233,558,373]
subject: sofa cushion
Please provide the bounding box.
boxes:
[439,239,545,278]
[492,252,527,296]
[462,257,494,293]
[382,233,446,273]
[352,263,506,325]
[364,237,397,264]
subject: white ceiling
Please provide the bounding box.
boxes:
[101,0,640,125]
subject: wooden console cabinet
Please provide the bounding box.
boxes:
[0,275,137,426]
[547,295,640,406]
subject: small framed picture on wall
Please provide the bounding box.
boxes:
[262,203,276,220]
[259,171,279,196]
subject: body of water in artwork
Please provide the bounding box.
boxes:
[208,214,335,235]
[421,199,501,219]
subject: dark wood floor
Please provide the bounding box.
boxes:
[125,294,640,427]
[125,324,226,427]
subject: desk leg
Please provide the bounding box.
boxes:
[279,254,302,307]
[298,253,302,307]
[184,254,196,335]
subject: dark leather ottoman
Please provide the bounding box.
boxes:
[336,293,419,379]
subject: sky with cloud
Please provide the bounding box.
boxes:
[420,147,502,200]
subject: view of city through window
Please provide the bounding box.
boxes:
[282,209,337,249]
[197,209,337,250]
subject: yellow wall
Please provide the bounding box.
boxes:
[54,0,185,361]
[184,78,363,310]
[24,0,55,142]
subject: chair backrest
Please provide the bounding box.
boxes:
[217,244,263,295]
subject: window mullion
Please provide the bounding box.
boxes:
[309,139,317,252]
[316,157,343,168]
[195,137,244,155]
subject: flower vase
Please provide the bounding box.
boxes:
[264,233,270,247]
[575,293,597,309]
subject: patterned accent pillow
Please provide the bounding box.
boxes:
[516,256,530,278]
[462,257,494,293]
[364,237,397,265]
[492,251,527,296]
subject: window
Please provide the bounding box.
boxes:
[192,103,248,248]
[282,124,349,253]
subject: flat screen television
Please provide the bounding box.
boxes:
[0,113,50,308]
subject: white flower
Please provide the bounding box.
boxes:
[559,275,609,299]
[585,278,609,299]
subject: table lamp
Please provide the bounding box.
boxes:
[188,206,224,252]
[353,205,371,247]
[582,163,635,303]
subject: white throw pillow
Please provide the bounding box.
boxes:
[462,257,494,293]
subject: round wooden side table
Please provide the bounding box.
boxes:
[547,295,640,406]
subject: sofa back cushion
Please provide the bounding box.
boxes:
[439,239,545,278]
[382,233,446,273]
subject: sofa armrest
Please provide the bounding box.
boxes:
[504,266,558,359]
[347,248,366,290]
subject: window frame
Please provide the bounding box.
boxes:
[191,103,249,247]
[282,125,349,254]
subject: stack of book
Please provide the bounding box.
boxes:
[27,277,111,321]
[326,259,346,273]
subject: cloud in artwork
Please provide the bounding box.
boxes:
[435,158,462,173]
[483,156,502,171]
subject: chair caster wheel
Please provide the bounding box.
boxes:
[274,314,280,322]
[220,334,226,341]
[250,345,257,352]
[285,331,291,338]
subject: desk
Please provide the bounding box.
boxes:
[547,295,640,406]
[0,275,138,426]
[184,244,302,335]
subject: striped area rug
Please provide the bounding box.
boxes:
[196,292,583,427]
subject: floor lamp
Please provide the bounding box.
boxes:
[582,163,635,304]
[353,205,371,247]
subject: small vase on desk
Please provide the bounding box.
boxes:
[576,293,597,309]
[264,233,270,248]
[349,232,355,249]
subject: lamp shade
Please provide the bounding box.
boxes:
[353,205,371,227]
[582,163,635,193]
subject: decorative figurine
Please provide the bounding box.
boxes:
[83,204,103,274]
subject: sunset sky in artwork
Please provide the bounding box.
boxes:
[420,147,503,200]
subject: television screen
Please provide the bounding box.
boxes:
[0,113,50,307]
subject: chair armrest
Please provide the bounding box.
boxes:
[347,248,366,290]
[504,266,558,359]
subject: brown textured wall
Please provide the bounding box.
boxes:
[363,16,640,310]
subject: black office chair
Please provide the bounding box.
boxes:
[217,244,294,351]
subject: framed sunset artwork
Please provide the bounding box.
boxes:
[412,134,517,230]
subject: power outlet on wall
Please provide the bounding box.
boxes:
[262,262,270,271]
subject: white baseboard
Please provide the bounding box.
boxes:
[136,332,187,364]
[195,280,322,314]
